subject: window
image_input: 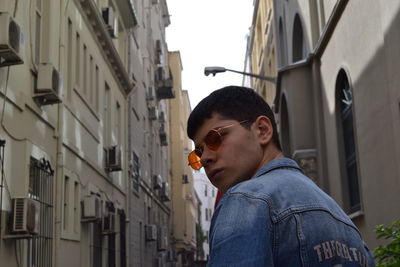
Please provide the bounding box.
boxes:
[62,171,81,240]
[75,33,81,87]
[103,83,111,146]
[204,184,207,197]
[336,70,361,214]
[116,102,121,144]
[27,157,54,267]
[91,220,102,267]
[292,14,306,62]
[131,151,140,191]
[67,19,73,100]
[34,0,43,64]
[278,18,287,67]
[119,210,127,267]
[83,44,88,95]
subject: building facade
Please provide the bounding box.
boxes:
[193,171,217,262]
[126,0,175,266]
[168,51,198,267]
[0,0,135,266]
[269,0,400,248]
[246,0,278,106]
[0,0,189,266]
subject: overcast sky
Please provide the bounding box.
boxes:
[166,0,254,109]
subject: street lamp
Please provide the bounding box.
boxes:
[204,66,276,84]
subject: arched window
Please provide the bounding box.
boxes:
[280,95,291,157]
[292,14,305,62]
[336,70,361,213]
[278,18,287,67]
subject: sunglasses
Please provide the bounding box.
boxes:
[187,120,249,170]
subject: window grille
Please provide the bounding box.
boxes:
[27,157,54,267]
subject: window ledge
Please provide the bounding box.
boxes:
[349,210,364,220]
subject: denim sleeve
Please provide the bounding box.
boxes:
[207,192,273,267]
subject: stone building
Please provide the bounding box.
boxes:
[266,0,400,247]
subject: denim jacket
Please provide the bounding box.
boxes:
[207,158,375,267]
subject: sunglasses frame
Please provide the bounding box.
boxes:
[188,120,249,170]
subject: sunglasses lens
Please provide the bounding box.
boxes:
[188,151,202,170]
[205,130,222,151]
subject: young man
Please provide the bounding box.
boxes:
[187,86,374,266]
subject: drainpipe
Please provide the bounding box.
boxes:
[54,1,65,266]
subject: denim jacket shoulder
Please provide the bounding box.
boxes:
[207,158,375,267]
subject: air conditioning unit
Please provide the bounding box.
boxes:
[146,87,155,101]
[167,249,177,262]
[106,145,122,172]
[82,194,101,221]
[145,224,157,241]
[148,106,158,121]
[182,174,189,184]
[102,7,117,38]
[157,226,168,251]
[0,12,23,67]
[160,182,170,202]
[153,174,162,189]
[11,198,40,235]
[34,63,62,105]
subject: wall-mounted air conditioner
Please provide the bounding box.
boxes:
[153,174,162,189]
[82,194,101,221]
[102,7,117,38]
[0,12,23,67]
[34,63,62,105]
[160,182,170,202]
[106,145,122,172]
[11,198,40,235]
[145,224,157,241]
[148,106,158,121]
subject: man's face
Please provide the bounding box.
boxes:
[193,114,265,193]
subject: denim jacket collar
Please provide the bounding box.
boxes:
[253,157,302,178]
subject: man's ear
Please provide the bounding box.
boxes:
[253,116,273,145]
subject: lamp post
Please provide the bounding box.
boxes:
[204,66,276,84]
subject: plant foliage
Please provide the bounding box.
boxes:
[374,220,400,267]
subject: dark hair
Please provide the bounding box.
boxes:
[187,85,281,150]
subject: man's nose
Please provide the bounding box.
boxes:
[200,146,215,168]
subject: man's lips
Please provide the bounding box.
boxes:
[207,168,223,180]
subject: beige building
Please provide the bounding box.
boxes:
[268,0,400,248]
[246,0,277,106]
[168,51,197,267]
[0,0,175,267]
